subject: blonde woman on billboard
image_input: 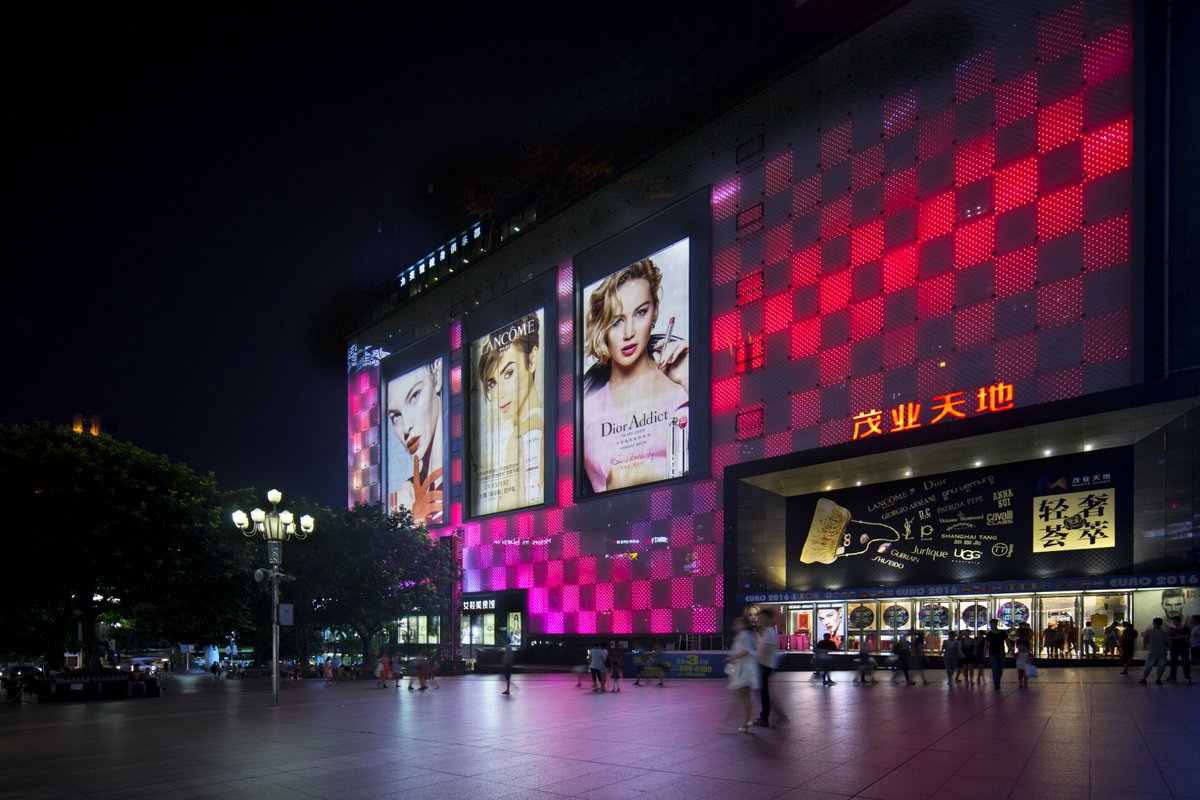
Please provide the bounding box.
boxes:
[477,313,544,511]
[583,258,689,493]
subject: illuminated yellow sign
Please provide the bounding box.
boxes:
[1033,489,1115,553]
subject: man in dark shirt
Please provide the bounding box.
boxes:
[1165,617,1192,684]
[985,618,1010,690]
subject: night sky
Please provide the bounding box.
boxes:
[4,2,886,510]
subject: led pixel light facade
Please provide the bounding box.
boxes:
[347,0,1134,637]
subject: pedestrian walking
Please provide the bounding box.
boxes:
[1015,640,1032,688]
[323,660,334,684]
[911,631,930,685]
[1119,621,1138,674]
[814,632,837,684]
[889,635,913,685]
[375,653,391,689]
[974,630,988,684]
[1139,618,1170,685]
[1104,621,1119,657]
[588,641,607,693]
[210,661,220,682]
[942,631,961,684]
[609,648,622,692]
[391,655,403,690]
[1165,616,1192,683]
[501,640,514,695]
[985,618,1009,689]
[724,616,759,733]
[427,656,441,690]
[854,638,877,685]
[753,608,785,725]
[959,630,977,684]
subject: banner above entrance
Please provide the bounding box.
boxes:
[738,571,1200,604]
[786,449,1133,590]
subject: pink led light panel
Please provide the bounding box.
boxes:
[382,0,1133,640]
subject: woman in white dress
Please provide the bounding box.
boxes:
[724,616,760,733]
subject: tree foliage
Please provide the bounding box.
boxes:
[287,504,458,665]
[0,423,257,666]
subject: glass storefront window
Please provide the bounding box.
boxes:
[1038,595,1078,657]
[846,602,878,652]
[879,601,912,651]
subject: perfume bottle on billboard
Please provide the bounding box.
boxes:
[669,415,688,479]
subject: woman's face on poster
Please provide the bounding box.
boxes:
[487,347,537,421]
[818,607,842,633]
[388,367,440,464]
[605,278,656,369]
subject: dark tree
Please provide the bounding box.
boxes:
[0,423,257,667]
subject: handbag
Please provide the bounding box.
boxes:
[1025,661,1039,678]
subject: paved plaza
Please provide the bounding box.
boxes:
[2,666,1198,800]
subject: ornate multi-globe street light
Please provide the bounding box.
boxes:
[232,489,313,706]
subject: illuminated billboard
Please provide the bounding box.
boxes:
[787,448,1132,590]
[580,238,691,495]
[383,356,445,527]
[575,189,712,501]
[468,309,546,515]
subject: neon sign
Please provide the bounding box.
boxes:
[851,382,1015,440]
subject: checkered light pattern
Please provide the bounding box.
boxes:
[710,0,1132,472]
[348,0,1132,636]
[347,367,381,509]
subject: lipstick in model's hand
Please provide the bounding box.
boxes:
[659,316,675,370]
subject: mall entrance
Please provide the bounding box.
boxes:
[777,590,1137,657]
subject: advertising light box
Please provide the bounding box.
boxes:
[383,354,446,527]
[786,448,1133,590]
[581,238,691,495]
[468,309,546,515]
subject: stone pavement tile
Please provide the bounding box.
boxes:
[538,764,651,795]
[1018,757,1090,786]
[951,750,1026,780]
[926,774,1014,800]
[862,744,926,769]
[800,766,892,796]
[1089,765,1173,797]
[703,779,795,800]
[855,766,949,800]
[891,749,965,774]
[1160,768,1200,799]
[1008,780,1089,800]
[926,735,992,754]
[773,788,852,800]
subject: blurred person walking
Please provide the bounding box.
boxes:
[985,619,1009,689]
[753,608,786,725]
[1119,621,1138,675]
[588,641,608,693]
[942,631,962,684]
[724,616,759,733]
[1165,616,1191,683]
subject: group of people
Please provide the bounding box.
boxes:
[1131,615,1196,685]
[368,652,440,691]
[574,642,671,693]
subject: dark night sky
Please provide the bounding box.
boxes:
[3,2,885,509]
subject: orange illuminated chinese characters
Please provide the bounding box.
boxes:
[850,382,1015,441]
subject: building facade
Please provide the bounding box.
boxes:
[346,0,1200,660]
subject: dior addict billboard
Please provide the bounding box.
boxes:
[786,448,1133,590]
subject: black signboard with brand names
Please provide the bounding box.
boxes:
[786,448,1132,590]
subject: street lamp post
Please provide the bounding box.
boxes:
[232,489,313,706]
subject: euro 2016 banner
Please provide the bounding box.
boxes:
[469,310,546,515]
[580,238,690,496]
[787,448,1133,589]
